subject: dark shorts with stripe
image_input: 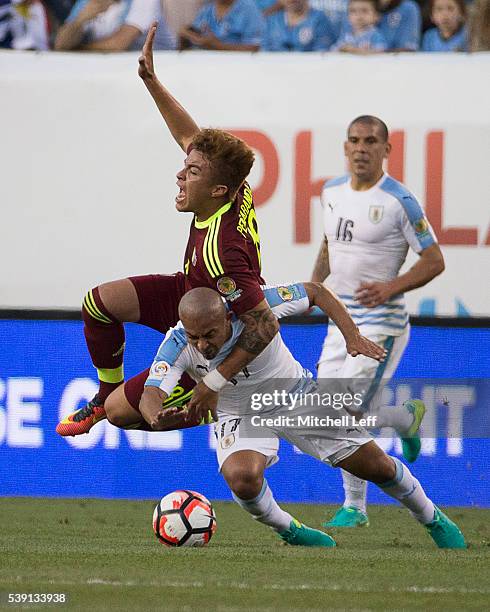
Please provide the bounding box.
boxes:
[123,273,195,410]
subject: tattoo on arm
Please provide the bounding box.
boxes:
[237,308,279,355]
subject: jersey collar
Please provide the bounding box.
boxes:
[194,201,232,229]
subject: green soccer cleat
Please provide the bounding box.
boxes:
[401,399,426,463]
[322,506,369,528]
[279,518,336,547]
[425,506,467,549]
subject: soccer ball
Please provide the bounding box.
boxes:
[152,490,217,547]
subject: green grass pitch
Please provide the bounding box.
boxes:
[0,498,489,611]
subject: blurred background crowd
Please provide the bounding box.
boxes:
[0,0,488,52]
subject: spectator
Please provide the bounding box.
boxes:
[10,0,50,49]
[469,0,490,51]
[161,0,204,39]
[44,0,75,23]
[55,0,175,51]
[255,0,281,16]
[331,0,387,51]
[263,0,335,51]
[0,0,13,47]
[179,0,264,51]
[310,0,349,40]
[256,0,277,10]
[377,0,421,50]
[422,0,467,51]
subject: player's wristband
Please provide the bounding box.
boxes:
[203,369,228,392]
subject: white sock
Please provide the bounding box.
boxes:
[376,404,414,433]
[341,469,367,513]
[232,479,293,532]
[378,457,435,524]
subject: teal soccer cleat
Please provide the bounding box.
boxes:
[401,399,426,463]
[279,519,336,547]
[322,506,369,528]
[425,506,467,549]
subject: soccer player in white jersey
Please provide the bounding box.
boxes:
[311,115,446,528]
[104,286,465,549]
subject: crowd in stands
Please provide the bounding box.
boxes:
[0,0,488,52]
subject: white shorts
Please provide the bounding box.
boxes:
[214,400,372,472]
[317,325,410,412]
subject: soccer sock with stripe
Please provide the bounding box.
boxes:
[232,479,293,532]
[377,457,435,524]
[340,469,368,513]
[82,287,125,402]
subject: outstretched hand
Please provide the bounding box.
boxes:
[185,382,219,424]
[138,21,158,81]
[346,334,387,362]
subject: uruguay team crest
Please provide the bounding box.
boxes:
[369,205,384,224]
[278,286,293,302]
[413,218,429,235]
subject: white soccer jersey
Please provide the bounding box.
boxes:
[320,173,436,336]
[145,283,311,416]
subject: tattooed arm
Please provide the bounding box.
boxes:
[185,300,279,423]
[219,300,280,379]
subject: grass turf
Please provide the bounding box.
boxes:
[0,498,489,611]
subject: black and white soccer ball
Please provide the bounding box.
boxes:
[152,490,217,547]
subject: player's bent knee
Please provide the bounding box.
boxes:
[229,472,263,500]
[105,387,132,428]
[369,454,397,484]
[222,459,264,500]
[98,278,140,323]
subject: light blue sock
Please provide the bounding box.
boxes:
[232,479,293,532]
[378,457,435,524]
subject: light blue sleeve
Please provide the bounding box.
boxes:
[381,177,436,252]
[66,0,89,23]
[312,12,336,50]
[261,15,278,50]
[240,3,266,45]
[396,1,421,50]
[263,283,310,318]
[371,29,388,51]
[255,0,277,10]
[421,29,433,51]
[145,324,190,393]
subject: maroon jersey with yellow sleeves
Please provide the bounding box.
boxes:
[183,182,265,316]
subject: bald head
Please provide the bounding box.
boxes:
[178,288,231,360]
[179,287,226,324]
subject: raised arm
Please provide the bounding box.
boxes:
[138,23,200,152]
[311,237,330,283]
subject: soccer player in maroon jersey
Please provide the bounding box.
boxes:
[56,23,278,437]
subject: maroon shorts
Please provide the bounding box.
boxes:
[123,272,195,409]
[129,272,187,333]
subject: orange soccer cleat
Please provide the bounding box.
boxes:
[56,395,107,436]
